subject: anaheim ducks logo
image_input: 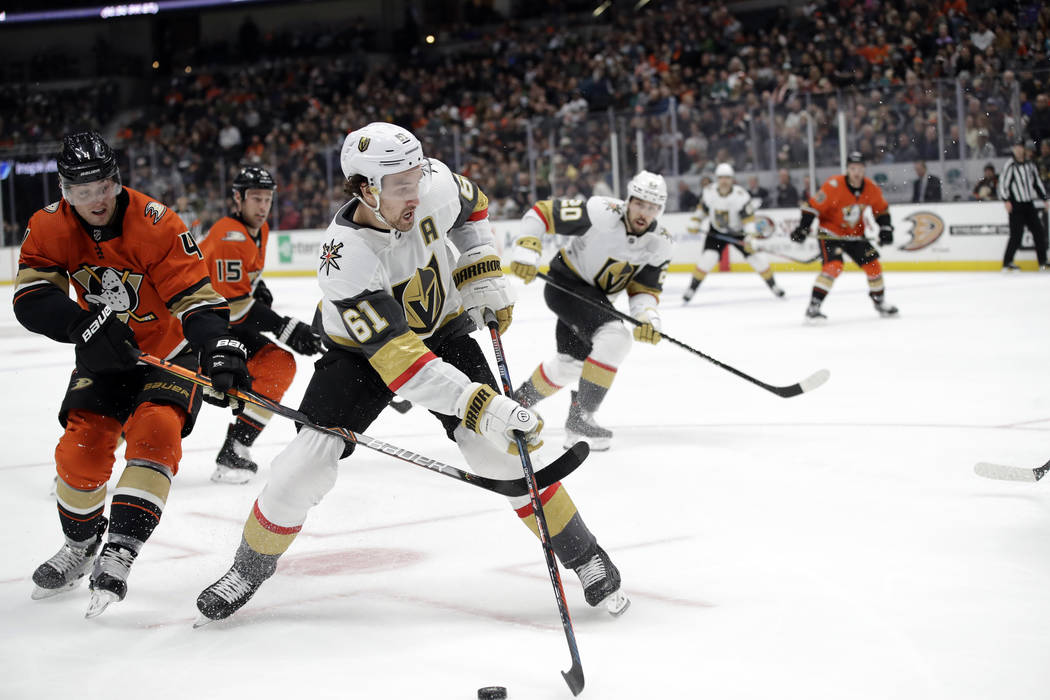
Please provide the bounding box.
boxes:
[841,204,863,228]
[751,215,776,239]
[593,258,637,294]
[144,201,167,225]
[902,211,945,251]
[358,137,370,152]
[70,377,94,392]
[71,265,156,323]
[392,254,446,334]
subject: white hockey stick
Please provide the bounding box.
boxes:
[974,460,1050,483]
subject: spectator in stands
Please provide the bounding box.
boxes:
[912,161,943,203]
[747,175,769,208]
[973,163,998,201]
[677,180,699,212]
[774,169,799,208]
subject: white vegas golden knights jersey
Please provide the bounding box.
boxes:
[522,196,672,296]
[695,184,755,235]
[314,158,492,414]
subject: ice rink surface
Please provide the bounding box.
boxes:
[2,269,1050,699]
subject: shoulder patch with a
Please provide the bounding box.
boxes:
[43,201,61,213]
[814,190,827,203]
[222,230,248,242]
[144,201,168,225]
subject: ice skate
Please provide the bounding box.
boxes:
[873,300,899,317]
[211,434,258,484]
[804,302,827,324]
[564,391,611,451]
[511,379,544,409]
[767,280,786,298]
[682,284,698,303]
[1002,263,1021,272]
[573,545,629,616]
[86,543,137,618]
[196,566,262,626]
[31,520,106,600]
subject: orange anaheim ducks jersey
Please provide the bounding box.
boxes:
[15,187,228,358]
[802,175,888,238]
[200,216,269,324]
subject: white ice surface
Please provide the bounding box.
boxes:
[2,270,1050,699]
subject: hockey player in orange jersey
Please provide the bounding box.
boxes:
[789,151,898,322]
[14,131,251,617]
[200,166,321,484]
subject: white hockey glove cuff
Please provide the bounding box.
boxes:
[456,382,543,454]
[629,293,662,345]
[454,245,514,334]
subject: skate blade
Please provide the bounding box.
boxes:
[601,590,631,617]
[564,432,610,452]
[85,589,119,619]
[193,614,217,629]
[31,579,82,600]
[210,466,255,484]
[804,316,827,325]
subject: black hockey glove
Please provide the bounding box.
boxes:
[201,336,251,412]
[277,316,323,355]
[253,279,273,307]
[67,304,139,374]
[789,225,808,243]
[878,225,894,246]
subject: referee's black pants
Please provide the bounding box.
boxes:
[1004,201,1048,266]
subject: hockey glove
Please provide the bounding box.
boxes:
[454,245,514,334]
[789,225,808,243]
[457,382,543,454]
[253,279,273,307]
[201,336,251,412]
[632,315,662,345]
[687,216,702,235]
[277,316,323,355]
[629,294,662,345]
[68,304,140,374]
[509,236,542,284]
[878,224,894,246]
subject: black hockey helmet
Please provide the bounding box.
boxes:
[57,130,119,185]
[232,166,276,195]
[846,150,865,165]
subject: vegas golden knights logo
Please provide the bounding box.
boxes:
[358,137,370,152]
[593,258,637,294]
[392,254,446,334]
[71,265,156,323]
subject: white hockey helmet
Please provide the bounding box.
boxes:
[340,122,428,194]
[714,162,735,178]
[625,170,668,215]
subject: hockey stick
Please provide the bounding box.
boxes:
[536,272,830,398]
[974,459,1050,483]
[483,310,585,697]
[133,350,587,498]
[703,231,821,264]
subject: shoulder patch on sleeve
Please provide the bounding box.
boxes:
[222,230,248,242]
[144,201,168,225]
[43,201,61,214]
[319,239,345,275]
[814,190,827,203]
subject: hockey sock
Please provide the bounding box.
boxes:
[109,461,172,545]
[579,359,616,410]
[515,482,597,569]
[55,479,107,543]
[228,418,264,447]
[241,499,303,559]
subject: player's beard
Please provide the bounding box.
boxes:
[384,204,416,232]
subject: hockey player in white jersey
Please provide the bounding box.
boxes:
[195,122,628,624]
[682,163,784,302]
[508,171,671,451]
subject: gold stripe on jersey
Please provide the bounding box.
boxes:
[452,255,502,289]
[532,200,556,232]
[581,358,617,389]
[626,280,661,298]
[56,481,106,515]
[15,268,70,293]
[169,280,226,320]
[368,330,432,386]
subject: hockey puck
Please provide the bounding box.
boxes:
[477,687,507,699]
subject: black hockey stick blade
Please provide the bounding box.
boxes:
[133,349,587,497]
[562,659,585,696]
[772,368,831,398]
[974,460,1050,483]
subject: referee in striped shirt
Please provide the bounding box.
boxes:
[998,139,1048,271]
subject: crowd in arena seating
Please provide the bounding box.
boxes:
[3,0,1050,240]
